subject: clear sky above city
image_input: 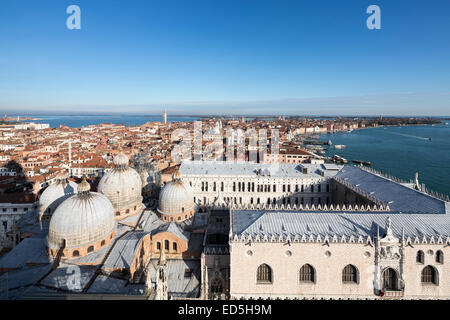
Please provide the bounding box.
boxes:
[0,0,449,116]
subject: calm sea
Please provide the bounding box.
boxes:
[319,124,450,196]
[32,115,198,128]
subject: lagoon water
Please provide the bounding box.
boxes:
[319,124,450,196]
[33,115,198,128]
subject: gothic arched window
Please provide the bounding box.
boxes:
[299,264,315,283]
[342,264,358,283]
[436,250,444,264]
[421,266,438,284]
[416,250,424,264]
[382,268,398,290]
[256,264,272,283]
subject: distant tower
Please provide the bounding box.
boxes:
[163,109,167,124]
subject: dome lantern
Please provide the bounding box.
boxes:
[113,152,130,170]
[77,176,91,196]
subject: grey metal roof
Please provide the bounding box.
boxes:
[87,275,145,294]
[7,284,59,300]
[335,165,448,214]
[2,265,52,291]
[179,160,341,179]
[152,222,190,241]
[231,210,450,239]
[147,258,200,298]
[138,210,165,232]
[0,237,50,269]
[102,231,149,269]
[69,243,111,265]
[40,264,97,292]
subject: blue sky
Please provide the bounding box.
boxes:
[0,0,449,115]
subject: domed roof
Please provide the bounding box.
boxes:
[48,178,116,250]
[98,153,143,209]
[39,173,77,215]
[158,177,195,216]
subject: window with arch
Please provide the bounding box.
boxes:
[101,240,106,246]
[156,242,161,251]
[164,240,169,251]
[436,250,444,264]
[87,246,94,253]
[416,250,424,264]
[382,268,398,290]
[299,264,315,283]
[172,242,177,252]
[342,264,358,283]
[256,264,272,283]
[73,250,80,257]
[421,266,438,285]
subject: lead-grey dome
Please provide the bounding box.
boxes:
[157,177,195,216]
[48,178,116,250]
[98,152,143,215]
[39,172,77,218]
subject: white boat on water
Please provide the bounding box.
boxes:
[334,145,346,149]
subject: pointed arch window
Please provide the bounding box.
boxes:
[299,264,315,283]
[421,266,438,285]
[256,264,272,283]
[382,268,398,290]
[342,264,358,283]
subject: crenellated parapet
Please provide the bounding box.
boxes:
[230,232,374,245]
[228,200,390,212]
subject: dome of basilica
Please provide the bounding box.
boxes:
[47,177,116,258]
[98,152,143,220]
[39,172,77,221]
[157,172,195,222]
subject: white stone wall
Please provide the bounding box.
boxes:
[402,245,450,298]
[183,175,332,207]
[230,241,450,299]
[0,202,37,231]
